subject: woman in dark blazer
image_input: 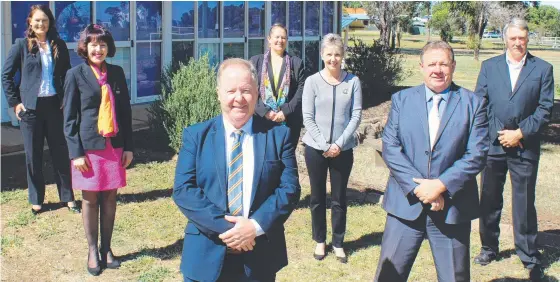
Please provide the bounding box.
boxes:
[1,5,79,214]
[250,23,307,144]
[63,24,133,276]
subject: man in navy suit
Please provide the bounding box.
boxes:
[374,41,489,282]
[473,18,554,281]
[173,58,301,282]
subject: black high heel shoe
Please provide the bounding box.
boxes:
[100,249,121,269]
[87,253,101,276]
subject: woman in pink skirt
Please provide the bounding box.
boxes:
[63,24,133,276]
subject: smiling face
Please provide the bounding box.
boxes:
[87,40,108,66]
[321,45,343,71]
[29,10,50,38]
[267,26,287,53]
[420,48,456,93]
[217,64,257,129]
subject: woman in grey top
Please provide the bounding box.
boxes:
[302,33,362,263]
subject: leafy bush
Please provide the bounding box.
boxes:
[344,38,408,107]
[148,54,221,153]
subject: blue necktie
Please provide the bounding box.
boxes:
[228,130,244,216]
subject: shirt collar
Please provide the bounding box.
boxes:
[223,116,253,137]
[506,51,527,67]
[425,84,451,103]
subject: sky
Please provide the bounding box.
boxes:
[541,0,560,9]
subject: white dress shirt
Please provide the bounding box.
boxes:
[38,43,56,97]
[506,51,527,92]
[223,116,264,236]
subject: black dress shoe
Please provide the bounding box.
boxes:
[67,206,81,214]
[31,208,41,215]
[473,252,497,266]
[529,266,544,282]
[313,252,326,261]
[101,249,121,269]
[87,254,101,276]
[336,255,348,264]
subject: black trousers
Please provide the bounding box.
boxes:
[19,96,74,205]
[183,254,276,282]
[479,154,541,268]
[304,145,353,248]
[374,213,471,282]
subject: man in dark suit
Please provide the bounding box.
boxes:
[173,58,301,282]
[374,41,489,282]
[474,18,554,281]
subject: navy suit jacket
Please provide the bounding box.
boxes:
[2,38,71,109]
[173,115,301,282]
[475,53,554,160]
[381,84,489,224]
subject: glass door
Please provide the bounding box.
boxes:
[222,1,245,60]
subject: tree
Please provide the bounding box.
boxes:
[527,5,560,37]
[428,2,462,42]
[362,1,422,49]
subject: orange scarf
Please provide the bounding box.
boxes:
[90,64,119,137]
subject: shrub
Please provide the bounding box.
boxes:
[148,54,221,153]
[344,38,408,107]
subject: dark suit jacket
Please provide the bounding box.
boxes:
[382,84,489,224]
[475,52,554,161]
[63,63,133,159]
[173,115,301,282]
[250,53,306,129]
[2,38,71,109]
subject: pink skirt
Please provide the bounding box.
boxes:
[71,138,126,191]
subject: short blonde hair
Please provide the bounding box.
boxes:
[321,33,344,56]
[217,58,258,87]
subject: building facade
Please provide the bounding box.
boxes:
[1,1,342,123]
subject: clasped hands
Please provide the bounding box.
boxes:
[265,110,286,123]
[323,144,341,158]
[218,215,257,253]
[412,178,447,212]
[497,129,524,149]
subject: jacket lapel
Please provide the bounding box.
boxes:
[209,117,228,210]
[497,54,512,95]
[276,56,287,88]
[511,53,536,98]
[415,86,430,148]
[81,63,101,93]
[51,39,57,72]
[434,84,461,146]
[250,117,267,208]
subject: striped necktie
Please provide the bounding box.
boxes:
[228,130,244,216]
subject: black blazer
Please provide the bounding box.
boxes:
[250,53,306,128]
[2,38,71,109]
[475,52,554,161]
[63,63,133,159]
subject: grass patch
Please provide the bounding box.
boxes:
[6,210,35,227]
[138,266,173,282]
[1,235,23,254]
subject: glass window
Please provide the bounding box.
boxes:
[223,43,245,60]
[248,2,265,38]
[305,41,319,72]
[11,1,49,43]
[305,2,319,36]
[136,43,161,97]
[322,2,334,35]
[136,2,162,41]
[106,47,132,94]
[172,41,194,69]
[288,2,303,37]
[271,2,286,26]
[55,2,92,43]
[96,1,130,41]
[248,39,264,58]
[224,2,245,38]
[198,43,220,67]
[171,2,195,39]
[198,1,219,38]
[288,41,302,59]
[69,50,84,67]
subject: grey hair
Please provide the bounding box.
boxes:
[217,58,258,87]
[420,40,455,63]
[503,18,529,40]
[320,33,345,56]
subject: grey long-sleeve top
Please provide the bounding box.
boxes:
[302,71,362,152]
